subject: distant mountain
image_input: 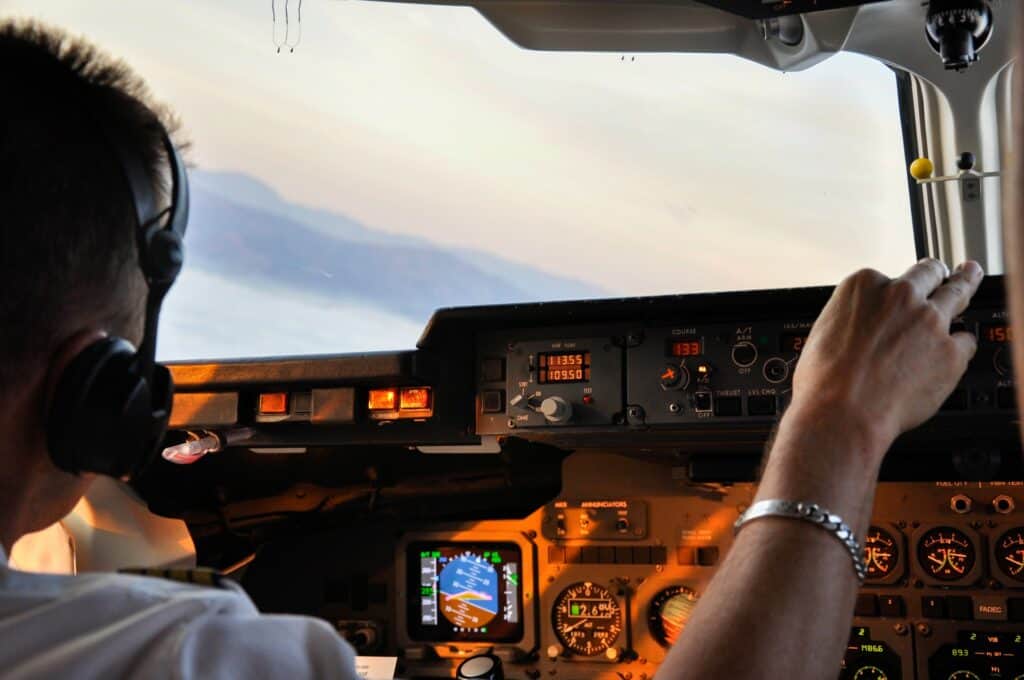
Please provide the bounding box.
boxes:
[185,170,607,322]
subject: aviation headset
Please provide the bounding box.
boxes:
[46,123,189,480]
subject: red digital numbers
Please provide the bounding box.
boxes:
[984,325,1012,343]
[669,339,702,357]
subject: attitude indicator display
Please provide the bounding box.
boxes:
[408,542,523,642]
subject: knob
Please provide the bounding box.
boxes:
[546,644,564,659]
[995,346,1012,376]
[659,364,688,390]
[731,341,758,368]
[763,357,789,384]
[456,653,504,680]
[605,646,622,662]
[540,396,573,423]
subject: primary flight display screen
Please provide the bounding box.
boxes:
[407,542,524,642]
[538,352,591,384]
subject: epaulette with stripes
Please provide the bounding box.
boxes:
[118,566,228,589]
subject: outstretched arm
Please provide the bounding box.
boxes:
[657,259,984,679]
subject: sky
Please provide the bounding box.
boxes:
[2,0,918,358]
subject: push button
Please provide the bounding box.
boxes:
[947,596,973,620]
[854,594,879,617]
[697,546,720,566]
[481,390,505,413]
[878,595,904,617]
[747,395,777,416]
[922,595,947,619]
[713,396,742,417]
[1007,597,1024,622]
[974,596,1008,621]
[676,547,697,565]
[481,358,505,382]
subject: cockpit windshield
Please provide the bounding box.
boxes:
[8,0,917,358]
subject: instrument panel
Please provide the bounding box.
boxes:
[154,276,1022,679]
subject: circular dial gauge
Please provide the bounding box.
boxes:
[995,528,1024,582]
[852,666,888,680]
[648,585,699,647]
[863,526,900,581]
[948,672,981,680]
[552,582,623,657]
[917,527,976,581]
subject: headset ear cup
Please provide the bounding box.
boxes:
[47,337,158,477]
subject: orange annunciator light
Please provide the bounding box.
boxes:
[368,389,398,411]
[399,387,432,410]
[258,392,289,415]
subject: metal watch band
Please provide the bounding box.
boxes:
[734,499,866,584]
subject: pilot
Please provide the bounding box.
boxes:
[0,22,359,678]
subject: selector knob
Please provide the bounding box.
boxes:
[660,364,689,390]
[995,346,1013,376]
[456,653,504,680]
[731,341,758,368]
[540,396,573,423]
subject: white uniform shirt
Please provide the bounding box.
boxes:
[0,547,360,679]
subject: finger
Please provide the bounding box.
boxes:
[930,261,984,321]
[897,258,950,298]
[949,328,979,368]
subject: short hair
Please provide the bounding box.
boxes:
[0,20,182,393]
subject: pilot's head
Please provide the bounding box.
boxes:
[0,21,180,552]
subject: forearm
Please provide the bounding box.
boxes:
[656,406,885,679]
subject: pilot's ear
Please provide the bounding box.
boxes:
[43,330,110,413]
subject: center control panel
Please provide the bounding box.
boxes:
[477,310,1015,436]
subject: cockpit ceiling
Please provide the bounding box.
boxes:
[691,0,887,19]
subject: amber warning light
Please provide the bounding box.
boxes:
[258,392,289,415]
[368,387,433,419]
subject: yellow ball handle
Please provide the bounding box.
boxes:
[909,157,935,181]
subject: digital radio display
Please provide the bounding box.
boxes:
[407,542,523,643]
[668,337,702,357]
[539,352,591,383]
[983,323,1013,343]
[780,332,809,353]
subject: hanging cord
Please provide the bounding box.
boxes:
[271,0,286,53]
[285,0,303,53]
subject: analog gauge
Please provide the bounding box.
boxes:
[863,526,900,581]
[917,527,976,581]
[648,585,699,647]
[852,666,888,680]
[552,581,623,657]
[994,528,1024,582]
[948,672,980,680]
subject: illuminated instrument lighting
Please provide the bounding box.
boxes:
[258,392,289,415]
[368,389,398,411]
[400,387,432,410]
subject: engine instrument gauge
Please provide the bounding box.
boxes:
[648,585,699,647]
[995,528,1024,582]
[917,527,976,581]
[552,582,622,657]
[863,526,900,581]
[852,666,888,680]
[947,672,981,680]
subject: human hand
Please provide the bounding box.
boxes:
[788,259,984,460]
